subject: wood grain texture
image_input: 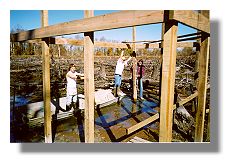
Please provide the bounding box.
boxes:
[159,20,178,142]
[195,34,210,142]
[171,10,210,34]
[11,10,164,42]
[84,10,95,143]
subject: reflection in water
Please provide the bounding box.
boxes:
[94,96,159,130]
[11,95,160,142]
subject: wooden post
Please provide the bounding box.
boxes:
[195,11,209,87]
[159,18,165,99]
[206,109,210,142]
[41,10,48,27]
[159,12,178,142]
[84,10,95,143]
[42,40,52,143]
[194,34,210,142]
[132,26,137,101]
[41,10,52,143]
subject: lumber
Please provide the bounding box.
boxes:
[127,112,159,135]
[84,10,95,143]
[132,26,137,101]
[41,10,48,27]
[177,32,202,39]
[159,17,178,142]
[170,10,210,34]
[195,34,210,142]
[11,10,164,42]
[24,37,195,49]
[41,10,52,143]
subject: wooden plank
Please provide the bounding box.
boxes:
[159,18,178,142]
[84,10,95,143]
[11,10,164,42]
[195,34,210,142]
[173,92,198,109]
[41,10,52,143]
[127,112,159,135]
[171,10,210,34]
[132,26,137,100]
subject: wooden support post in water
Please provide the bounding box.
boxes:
[41,10,52,143]
[132,26,137,101]
[159,11,178,142]
[84,10,95,143]
[195,33,210,142]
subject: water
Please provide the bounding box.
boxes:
[11,95,160,142]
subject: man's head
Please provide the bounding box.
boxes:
[69,64,76,72]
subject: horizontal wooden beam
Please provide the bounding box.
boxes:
[178,32,202,39]
[170,10,210,34]
[122,40,163,44]
[21,37,197,49]
[11,10,164,42]
[177,36,202,42]
[56,38,196,49]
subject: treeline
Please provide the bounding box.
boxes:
[10,42,195,58]
[10,27,195,57]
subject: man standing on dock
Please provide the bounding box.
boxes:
[113,50,132,97]
[66,64,84,112]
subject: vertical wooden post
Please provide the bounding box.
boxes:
[195,34,210,142]
[195,11,209,87]
[42,40,52,143]
[159,19,165,99]
[41,10,48,27]
[159,11,178,142]
[84,10,95,143]
[132,26,137,101]
[41,10,52,143]
[206,109,210,141]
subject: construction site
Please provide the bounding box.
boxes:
[10,10,210,143]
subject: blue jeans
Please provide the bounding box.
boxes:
[138,78,143,98]
[114,74,122,87]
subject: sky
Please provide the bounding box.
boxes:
[10,10,197,42]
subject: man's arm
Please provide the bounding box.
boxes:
[75,72,84,77]
[126,56,132,63]
[67,71,77,80]
[119,50,124,59]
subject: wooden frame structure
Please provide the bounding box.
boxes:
[11,10,210,143]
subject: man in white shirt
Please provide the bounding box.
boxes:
[113,50,132,97]
[66,64,84,112]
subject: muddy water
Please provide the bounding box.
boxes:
[94,96,159,142]
[11,95,160,143]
